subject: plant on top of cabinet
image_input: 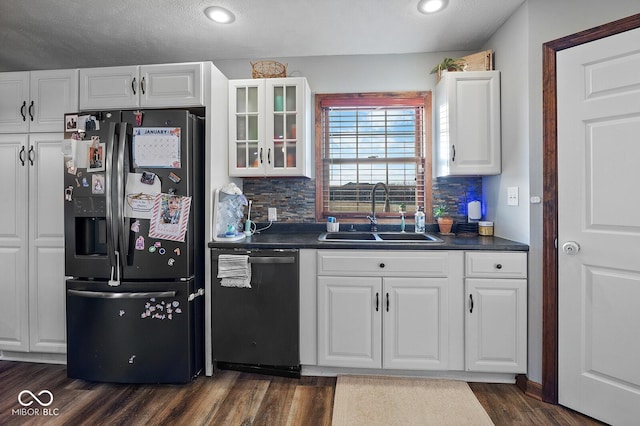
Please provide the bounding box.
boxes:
[430,57,465,74]
[229,77,312,178]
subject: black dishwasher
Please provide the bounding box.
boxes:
[211,248,300,377]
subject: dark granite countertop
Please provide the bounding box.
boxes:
[208,223,529,252]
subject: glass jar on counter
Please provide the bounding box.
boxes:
[478,221,494,236]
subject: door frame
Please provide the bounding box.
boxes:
[541,12,640,404]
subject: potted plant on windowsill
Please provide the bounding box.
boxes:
[433,204,454,234]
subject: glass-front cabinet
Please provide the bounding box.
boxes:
[229,77,312,177]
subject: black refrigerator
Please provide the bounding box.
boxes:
[63,109,204,383]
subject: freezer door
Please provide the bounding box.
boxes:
[118,110,204,280]
[66,279,203,383]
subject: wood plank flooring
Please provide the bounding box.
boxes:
[0,361,603,425]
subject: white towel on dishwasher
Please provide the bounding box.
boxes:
[217,254,251,288]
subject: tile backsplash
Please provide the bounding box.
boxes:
[242,176,482,223]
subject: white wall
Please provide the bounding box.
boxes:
[215,52,470,92]
[486,0,640,384]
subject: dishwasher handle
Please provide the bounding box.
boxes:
[68,289,177,299]
[248,256,296,264]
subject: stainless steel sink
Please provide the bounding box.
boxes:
[376,232,440,241]
[318,232,443,243]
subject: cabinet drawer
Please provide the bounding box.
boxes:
[317,250,449,277]
[465,252,527,278]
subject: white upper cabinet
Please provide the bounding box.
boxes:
[434,71,501,176]
[229,77,312,177]
[0,69,78,133]
[79,62,204,110]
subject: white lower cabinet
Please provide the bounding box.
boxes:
[0,133,65,354]
[464,252,527,373]
[317,250,463,370]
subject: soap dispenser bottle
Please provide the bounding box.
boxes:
[414,206,425,233]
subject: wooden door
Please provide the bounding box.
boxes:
[557,26,640,425]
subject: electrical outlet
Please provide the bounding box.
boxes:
[507,186,519,206]
[268,207,277,221]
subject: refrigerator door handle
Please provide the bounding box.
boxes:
[115,122,131,266]
[68,289,177,299]
[105,122,120,285]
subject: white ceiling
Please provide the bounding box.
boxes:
[0,0,525,72]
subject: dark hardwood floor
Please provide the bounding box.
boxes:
[0,361,603,425]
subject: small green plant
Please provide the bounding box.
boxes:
[430,57,464,74]
[433,203,450,218]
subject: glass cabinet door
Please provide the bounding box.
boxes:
[269,81,299,172]
[229,77,310,178]
[230,81,264,175]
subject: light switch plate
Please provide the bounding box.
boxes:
[507,186,519,206]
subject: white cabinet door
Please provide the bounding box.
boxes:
[435,71,501,176]
[28,134,66,353]
[0,134,29,351]
[29,69,79,132]
[229,77,312,177]
[229,79,266,176]
[465,278,527,373]
[80,63,205,110]
[0,72,30,133]
[79,66,139,110]
[264,78,311,177]
[140,63,204,108]
[317,276,382,368]
[383,277,450,370]
[0,134,65,353]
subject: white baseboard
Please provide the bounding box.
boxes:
[0,351,67,365]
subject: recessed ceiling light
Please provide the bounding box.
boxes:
[417,0,448,14]
[205,6,235,24]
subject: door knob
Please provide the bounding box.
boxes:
[562,241,580,255]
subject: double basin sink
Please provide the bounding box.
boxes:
[318,231,443,243]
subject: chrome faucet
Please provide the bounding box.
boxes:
[366,182,390,231]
